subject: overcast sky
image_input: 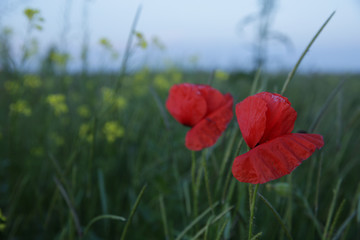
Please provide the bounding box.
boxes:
[1,0,360,72]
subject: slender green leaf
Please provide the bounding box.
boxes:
[281,11,335,95]
[84,215,126,235]
[191,206,234,240]
[120,184,147,240]
[323,179,342,240]
[258,193,293,240]
[175,202,219,240]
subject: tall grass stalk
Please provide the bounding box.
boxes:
[84,215,126,236]
[120,184,147,240]
[280,11,335,95]
[53,176,82,237]
[175,202,219,240]
[191,206,234,240]
[322,179,342,240]
[258,193,293,240]
[159,195,170,240]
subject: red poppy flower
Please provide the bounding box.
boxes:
[232,92,324,184]
[166,83,233,151]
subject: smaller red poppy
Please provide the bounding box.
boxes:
[232,92,324,184]
[166,83,233,151]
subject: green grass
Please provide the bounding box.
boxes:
[0,67,360,239]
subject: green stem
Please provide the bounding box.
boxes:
[202,150,214,215]
[248,184,259,240]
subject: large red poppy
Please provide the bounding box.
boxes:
[232,92,324,184]
[166,83,233,151]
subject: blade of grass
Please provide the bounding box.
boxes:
[53,176,82,237]
[215,219,229,240]
[98,169,108,215]
[191,206,234,240]
[120,184,147,240]
[221,138,244,202]
[322,179,342,240]
[203,215,214,240]
[115,5,142,92]
[175,202,219,240]
[315,153,323,216]
[328,199,346,240]
[202,149,214,215]
[216,128,238,195]
[183,180,192,217]
[332,211,356,240]
[250,68,262,95]
[150,86,170,130]
[84,215,126,235]
[250,232,263,240]
[258,193,293,240]
[309,78,346,132]
[159,195,170,240]
[281,11,335,95]
[296,192,322,238]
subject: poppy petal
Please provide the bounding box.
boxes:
[236,95,267,149]
[197,85,225,115]
[232,133,324,184]
[166,83,207,127]
[256,92,297,143]
[186,94,233,151]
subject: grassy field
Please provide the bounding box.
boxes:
[1,5,360,240]
[0,65,360,239]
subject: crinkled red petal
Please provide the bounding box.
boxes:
[166,83,207,127]
[232,133,324,184]
[236,95,267,149]
[197,85,225,116]
[256,92,297,143]
[186,94,233,151]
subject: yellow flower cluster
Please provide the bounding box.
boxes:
[77,105,91,118]
[4,81,21,95]
[50,133,64,146]
[0,208,6,232]
[101,87,127,110]
[214,70,229,81]
[24,74,42,88]
[79,123,94,143]
[10,100,32,116]
[46,94,68,116]
[153,71,182,91]
[103,121,124,143]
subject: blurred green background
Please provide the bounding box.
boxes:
[1,1,360,239]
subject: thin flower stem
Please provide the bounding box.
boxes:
[191,151,198,218]
[202,150,214,215]
[191,151,196,193]
[248,184,259,240]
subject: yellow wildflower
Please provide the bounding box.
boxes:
[103,121,124,143]
[24,74,42,88]
[79,123,93,143]
[4,81,21,95]
[10,100,32,116]
[46,94,68,116]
